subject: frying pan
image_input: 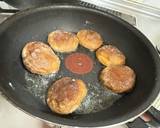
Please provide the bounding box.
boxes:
[0,3,160,127]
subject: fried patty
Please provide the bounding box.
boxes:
[47,77,87,114]
[77,29,103,51]
[100,65,136,93]
[96,45,126,66]
[22,41,60,75]
[48,30,79,53]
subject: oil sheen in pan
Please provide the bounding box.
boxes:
[24,46,122,114]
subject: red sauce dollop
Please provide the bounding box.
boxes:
[65,53,93,75]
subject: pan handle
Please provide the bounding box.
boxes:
[127,107,160,128]
[140,107,160,128]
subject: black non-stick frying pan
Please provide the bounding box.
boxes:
[0,3,160,127]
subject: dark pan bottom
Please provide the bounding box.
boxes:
[24,45,122,114]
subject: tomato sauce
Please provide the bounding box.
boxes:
[65,53,93,75]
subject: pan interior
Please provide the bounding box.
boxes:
[24,44,122,114]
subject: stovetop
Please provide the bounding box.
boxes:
[0,1,160,128]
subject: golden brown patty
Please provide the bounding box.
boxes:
[47,77,87,114]
[48,30,79,53]
[77,29,103,51]
[22,41,60,75]
[96,45,126,66]
[100,65,136,93]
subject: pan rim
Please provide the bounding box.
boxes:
[0,4,160,127]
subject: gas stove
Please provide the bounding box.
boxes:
[0,1,159,128]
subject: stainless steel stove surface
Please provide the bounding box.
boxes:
[0,1,160,128]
